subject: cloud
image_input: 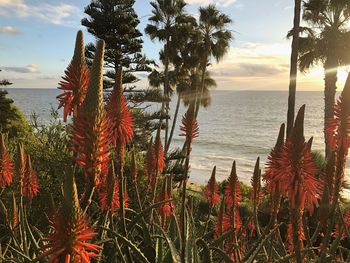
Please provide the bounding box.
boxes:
[200,41,293,89]
[185,0,238,7]
[205,41,349,90]
[1,64,40,73]
[0,0,22,4]
[212,63,288,78]
[37,75,57,80]
[0,26,20,35]
[0,0,81,27]
[208,41,290,78]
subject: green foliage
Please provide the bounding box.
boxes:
[82,0,164,149]
[18,110,71,226]
[0,89,31,141]
[82,0,152,85]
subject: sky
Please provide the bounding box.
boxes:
[0,0,348,90]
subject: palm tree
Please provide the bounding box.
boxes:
[298,0,350,155]
[286,0,302,138]
[196,4,232,117]
[145,0,193,149]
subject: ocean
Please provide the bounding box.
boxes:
[6,88,349,187]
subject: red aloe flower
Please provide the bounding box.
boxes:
[180,102,199,144]
[98,163,119,213]
[264,124,285,193]
[98,162,128,214]
[157,177,175,226]
[41,169,101,262]
[251,157,262,206]
[106,67,133,149]
[215,208,242,261]
[219,161,242,247]
[144,137,153,179]
[214,198,225,239]
[144,128,165,188]
[0,133,13,190]
[154,126,165,174]
[222,210,242,233]
[326,75,350,153]
[71,40,110,189]
[264,124,285,228]
[275,106,319,257]
[156,192,173,227]
[276,106,319,213]
[9,193,19,230]
[204,166,220,207]
[250,157,263,236]
[325,74,350,202]
[22,154,39,201]
[225,161,241,210]
[57,30,90,122]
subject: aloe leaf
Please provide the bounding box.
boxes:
[196,239,212,263]
[210,229,235,247]
[169,215,181,242]
[127,199,173,233]
[244,224,280,263]
[115,233,151,263]
[2,257,26,263]
[7,245,31,262]
[153,224,181,263]
[185,212,192,263]
[0,200,8,223]
[209,246,234,263]
[23,212,39,252]
[156,236,163,263]
[114,237,128,263]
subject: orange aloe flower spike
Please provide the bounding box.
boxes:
[71,40,110,188]
[156,179,173,227]
[277,105,319,212]
[0,133,13,190]
[204,166,220,207]
[264,123,285,193]
[325,73,350,203]
[326,73,350,153]
[57,30,90,122]
[106,67,134,149]
[224,161,241,210]
[276,106,319,257]
[251,157,262,205]
[22,154,39,201]
[214,196,225,239]
[40,168,101,262]
[224,161,242,235]
[180,101,199,144]
[98,161,119,213]
[153,126,165,174]
[264,124,285,228]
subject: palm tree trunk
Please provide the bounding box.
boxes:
[287,0,301,138]
[165,93,181,155]
[195,60,207,118]
[164,40,170,151]
[324,60,338,157]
